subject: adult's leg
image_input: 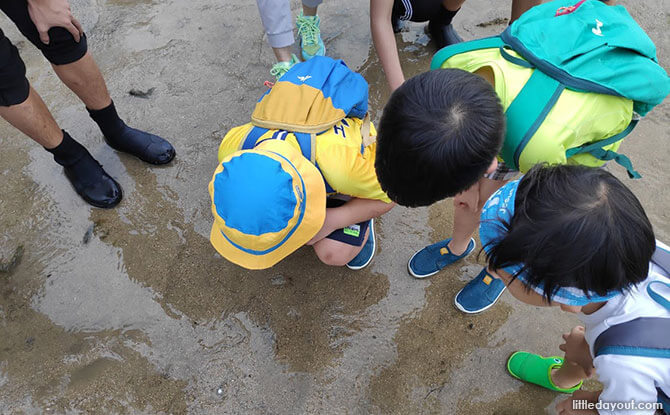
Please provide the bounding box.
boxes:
[509,0,542,22]
[0,22,120,207]
[2,1,175,165]
[256,0,295,62]
[448,177,506,254]
[301,0,322,17]
[0,86,63,148]
[425,0,465,48]
[0,88,122,208]
[51,51,110,110]
[442,0,466,11]
[296,0,324,60]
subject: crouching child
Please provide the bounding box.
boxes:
[209,57,394,270]
[479,165,670,415]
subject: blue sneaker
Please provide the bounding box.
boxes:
[407,238,475,279]
[347,219,375,270]
[454,268,506,314]
[296,12,325,60]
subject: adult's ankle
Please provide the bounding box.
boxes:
[44,130,88,167]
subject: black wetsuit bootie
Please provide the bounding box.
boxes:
[88,101,176,165]
[46,131,122,208]
[428,8,463,49]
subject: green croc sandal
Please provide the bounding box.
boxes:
[507,351,582,394]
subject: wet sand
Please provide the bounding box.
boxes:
[1,0,668,413]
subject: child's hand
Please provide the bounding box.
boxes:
[556,390,601,414]
[559,326,594,377]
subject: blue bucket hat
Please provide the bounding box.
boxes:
[209,139,326,269]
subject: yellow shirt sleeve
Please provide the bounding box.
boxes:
[315,119,392,203]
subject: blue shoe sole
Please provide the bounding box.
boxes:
[346,219,375,270]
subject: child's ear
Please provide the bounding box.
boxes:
[485,158,498,175]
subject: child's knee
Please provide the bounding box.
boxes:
[314,241,358,266]
[314,244,348,266]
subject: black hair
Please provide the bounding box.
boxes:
[486,164,655,302]
[375,68,505,207]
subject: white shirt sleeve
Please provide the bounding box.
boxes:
[595,355,661,415]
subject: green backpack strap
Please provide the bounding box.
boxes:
[430,36,505,70]
[565,119,641,178]
[501,70,564,170]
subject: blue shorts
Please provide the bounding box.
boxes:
[325,198,370,246]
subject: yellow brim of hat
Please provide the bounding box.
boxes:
[209,139,326,270]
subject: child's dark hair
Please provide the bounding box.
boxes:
[375,69,505,207]
[487,164,655,302]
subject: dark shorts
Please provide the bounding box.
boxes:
[393,0,444,23]
[0,1,88,106]
[325,198,371,247]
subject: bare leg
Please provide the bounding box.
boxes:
[442,0,466,12]
[0,85,122,208]
[52,51,175,165]
[0,87,63,148]
[552,363,589,389]
[273,46,294,62]
[313,227,370,266]
[302,4,317,16]
[448,177,506,254]
[510,0,542,22]
[51,51,111,110]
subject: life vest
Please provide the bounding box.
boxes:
[431,0,670,177]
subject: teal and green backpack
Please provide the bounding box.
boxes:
[431,0,670,178]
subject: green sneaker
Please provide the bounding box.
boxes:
[296,12,325,60]
[270,54,299,80]
[507,351,583,394]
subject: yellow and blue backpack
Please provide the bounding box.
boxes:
[431,0,670,178]
[235,56,371,193]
